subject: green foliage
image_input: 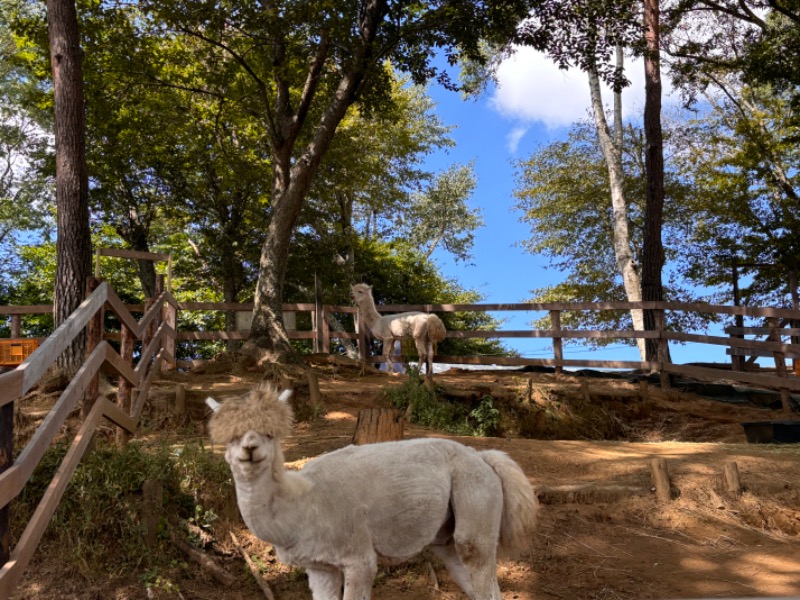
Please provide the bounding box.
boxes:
[469,395,501,437]
[513,117,711,341]
[402,162,484,264]
[385,368,500,436]
[13,440,232,576]
[0,0,515,359]
[671,84,800,309]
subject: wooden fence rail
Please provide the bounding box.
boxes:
[0,278,177,599]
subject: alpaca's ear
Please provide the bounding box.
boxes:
[205,397,221,412]
[278,389,293,404]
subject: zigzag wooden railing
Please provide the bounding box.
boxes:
[0,280,177,599]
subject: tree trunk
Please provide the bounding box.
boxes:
[245,183,303,361]
[242,1,387,362]
[47,0,91,376]
[245,82,378,360]
[135,258,158,298]
[223,260,240,354]
[587,54,646,361]
[641,0,670,363]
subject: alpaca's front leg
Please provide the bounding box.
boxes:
[307,566,344,600]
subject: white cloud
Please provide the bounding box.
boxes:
[489,46,671,133]
[506,126,529,153]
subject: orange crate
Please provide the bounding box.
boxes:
[0,339,39,366]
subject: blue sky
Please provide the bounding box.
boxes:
[421,48,732,366]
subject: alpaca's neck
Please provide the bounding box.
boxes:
[232,450,313,547]
[356,294,382,327]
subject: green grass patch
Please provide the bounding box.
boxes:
[12,438,232,581]
[385,368,500,436]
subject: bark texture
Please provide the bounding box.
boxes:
[588,54,646,361]
[47,0,91,374]
[641,0,669,363]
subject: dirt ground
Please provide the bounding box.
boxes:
[11,357,800,600]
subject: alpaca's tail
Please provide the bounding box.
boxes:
[424,314,446,344]
[480,450,538,558]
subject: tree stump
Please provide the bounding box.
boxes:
[352,408,404,445]
[650,457,671,502]
[724,461,743,495]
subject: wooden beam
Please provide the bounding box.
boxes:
[725,326,800,336]
[0,370,23,410]
[0,306,52,315]
[96,247,171,262]
[663,363,800,391]
[103,286,143,337]
[18,283,109,394]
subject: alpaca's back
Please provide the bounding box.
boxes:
[292,438,534,561]
[285,438,466,561]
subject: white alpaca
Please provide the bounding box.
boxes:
[207,384,538,600]
[349,283,446,375]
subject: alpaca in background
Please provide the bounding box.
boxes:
[207,384,538,600]
[349,283,446,376]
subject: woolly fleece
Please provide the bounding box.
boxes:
[208,383,294,445]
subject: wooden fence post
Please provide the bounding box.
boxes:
[160,275,176,371]
[550,310,563,377]
[321,305,330,354]
[173,384,186,417]
[768,317,792,413]
[82,277,103,420]
[314,273,324,353]
[116,323,134,447]
[142,479,163,547]
[731,257,745,372]
[356,307,369,362]
[655,309,671,390]
[791,270,799,375]
[10,315,20,339]
[0,397,12,566]
[580,378,591,403]
[724,461,742,495]
[639,379,649,402]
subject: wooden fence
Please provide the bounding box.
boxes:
[5,298,800,389]
[0,278,177,598]
[1,288,800,597]
[129,299,800,393]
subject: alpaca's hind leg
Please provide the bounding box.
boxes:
[413,337,428,374]
[307,566,343,600]
[382,337,395,374]
[450,467,504,598]
[430,543,475,598]
[454,540,502,600]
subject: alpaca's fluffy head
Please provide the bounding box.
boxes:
[208,383,294,445]
[350,283,372,304]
